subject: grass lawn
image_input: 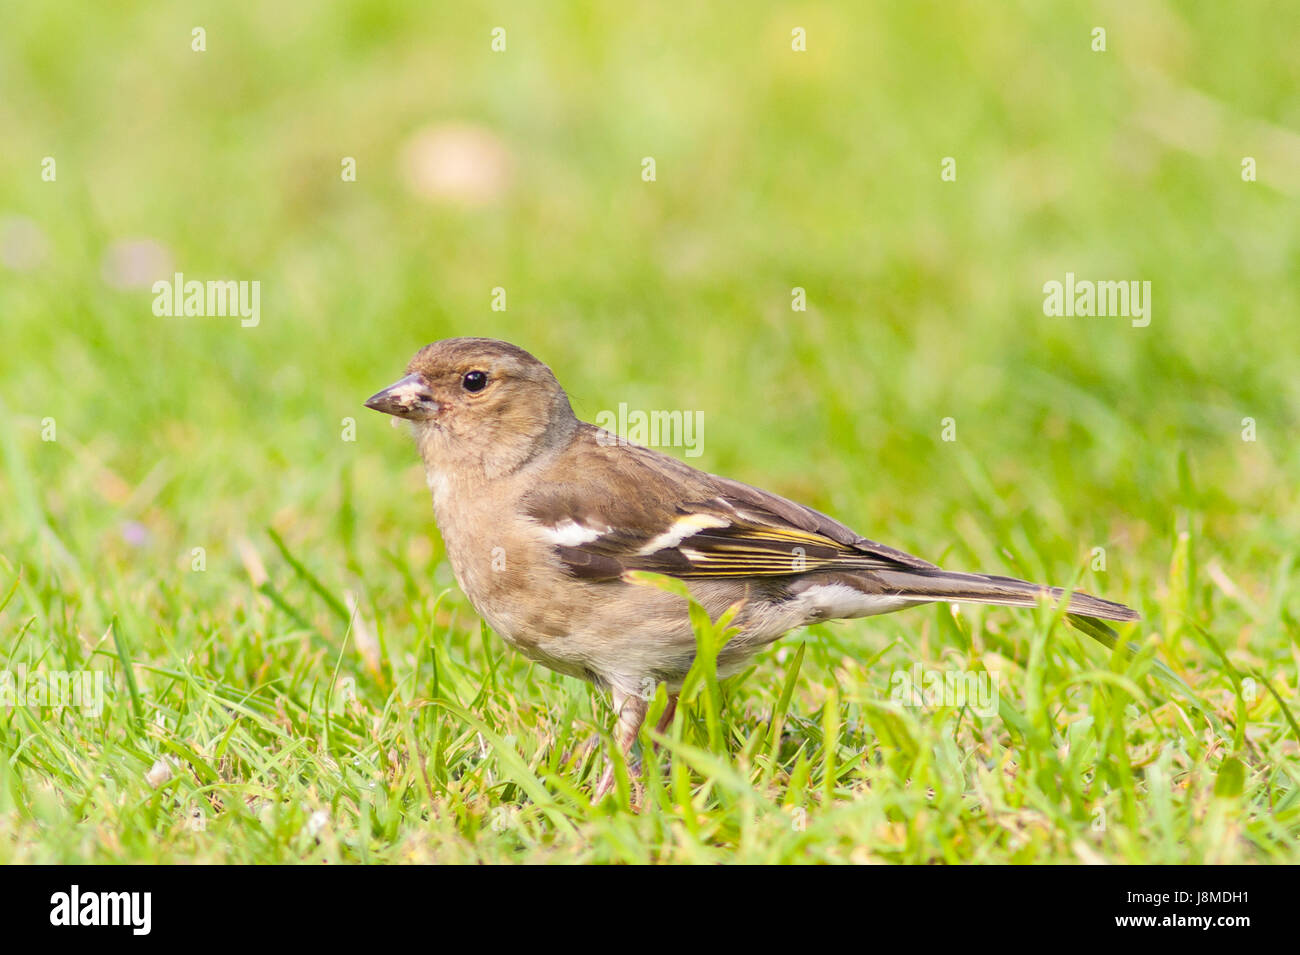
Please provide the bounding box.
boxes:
[1,1,1298,863]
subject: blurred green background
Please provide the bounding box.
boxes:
[1,1,1297,862]
[3,1,1297,565]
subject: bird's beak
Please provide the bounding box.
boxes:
[364,374,440,420]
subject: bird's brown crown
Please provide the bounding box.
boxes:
[406,337,548,381]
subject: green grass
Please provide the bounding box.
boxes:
[1,0,1298,863]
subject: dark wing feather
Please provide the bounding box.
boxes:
[524,426,936,582]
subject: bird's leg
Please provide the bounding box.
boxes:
[595,687,648,800]
[652,693,679,747]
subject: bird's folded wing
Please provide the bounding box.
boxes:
[523,447,936,582]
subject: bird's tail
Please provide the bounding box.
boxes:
[872,567,1139,623]
[864,567,1221,725]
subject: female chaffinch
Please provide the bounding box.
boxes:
[366,338,1137,796]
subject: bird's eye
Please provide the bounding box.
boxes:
[462,370,488,393]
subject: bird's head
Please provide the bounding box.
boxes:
[365,338,576,477]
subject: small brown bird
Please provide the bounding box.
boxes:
[366,338,1138,796]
